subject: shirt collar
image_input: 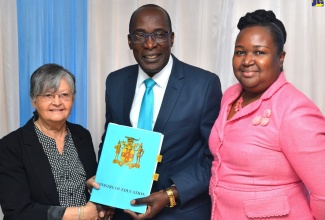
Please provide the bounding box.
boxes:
[137,55,173,89]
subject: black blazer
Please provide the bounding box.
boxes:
[0,118,97,220]
[100,55,222,219]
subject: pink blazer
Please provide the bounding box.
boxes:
[209,73,325,219]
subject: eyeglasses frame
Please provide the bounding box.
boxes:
[129,30,172,44]
[37,92,74,102]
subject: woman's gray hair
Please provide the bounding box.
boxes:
[30,63,76,101]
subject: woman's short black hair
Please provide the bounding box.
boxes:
[237,9,286,55]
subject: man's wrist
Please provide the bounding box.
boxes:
[165,188,177,207]
[170,185,179,200]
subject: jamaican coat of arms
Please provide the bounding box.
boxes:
[113,136,144,168]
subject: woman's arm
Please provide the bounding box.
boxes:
[280,95,325,219]
[0,133,51,219]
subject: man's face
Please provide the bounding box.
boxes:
[128,7,174,77]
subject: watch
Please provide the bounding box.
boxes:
[165,188,177,208]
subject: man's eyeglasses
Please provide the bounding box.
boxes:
[38,92,73,102]
[129,31,171,44]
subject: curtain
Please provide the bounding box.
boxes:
[16,0,88,126]
[0,0,324,157]
[87,0,325,153]
[0,0,19,138]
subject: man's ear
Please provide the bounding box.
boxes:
[128,35,133,50]
[170,32,175,47]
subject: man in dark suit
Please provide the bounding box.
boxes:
[99,4,222,220]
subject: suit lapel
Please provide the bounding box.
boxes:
[23,119,60,204]
[123,66,138,126]
[154,56,184,132]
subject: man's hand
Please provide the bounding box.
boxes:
[124,190,170,220]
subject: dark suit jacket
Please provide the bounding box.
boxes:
[99,55,222,220]
[0,118,97,220]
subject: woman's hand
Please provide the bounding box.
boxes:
[85,176,115,219]
[83,201,101,220]
[86,175,100,193]
[62,201,110,220]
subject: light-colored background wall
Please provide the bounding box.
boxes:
[87,0,325,153]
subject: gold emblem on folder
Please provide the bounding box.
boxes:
[113,136,144,168]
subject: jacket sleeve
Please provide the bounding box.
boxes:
[0,133,50,220]
[170,74,222,205]
[279,94,325,220]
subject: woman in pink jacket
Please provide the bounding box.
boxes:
[209,9,325,219]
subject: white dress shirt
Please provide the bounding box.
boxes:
[130,55,173,129]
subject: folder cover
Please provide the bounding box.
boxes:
[90,123,163,214]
